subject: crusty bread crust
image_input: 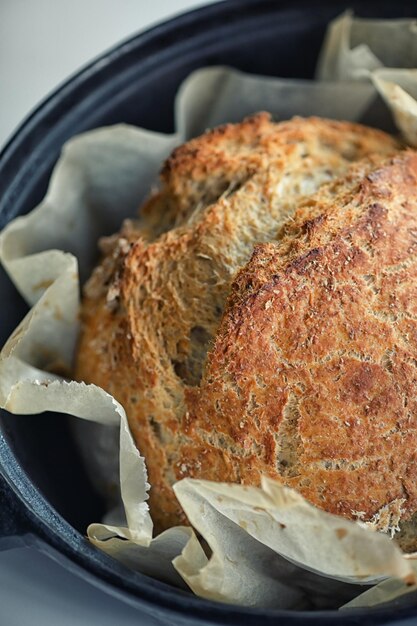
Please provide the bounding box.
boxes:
[75,114,401,534]
[186,152,417,549]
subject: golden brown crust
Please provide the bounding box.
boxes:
[185,152,417,547]
[75,114,401,533]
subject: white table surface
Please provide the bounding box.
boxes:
[0,0,218,148]
[0,1,217,624]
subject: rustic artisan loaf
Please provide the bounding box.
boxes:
[75,114,404,535]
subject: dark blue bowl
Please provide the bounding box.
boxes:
[1,1,417,624]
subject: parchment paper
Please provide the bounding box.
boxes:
[317,12,417,145]
[2,14,417,611]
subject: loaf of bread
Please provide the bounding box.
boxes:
[75,114,414,540]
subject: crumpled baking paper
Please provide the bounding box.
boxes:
[317,11,417,145]
[2,14,417,611]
